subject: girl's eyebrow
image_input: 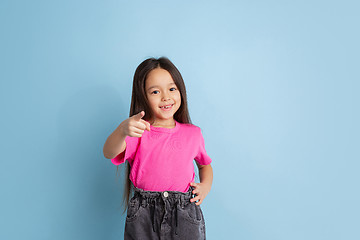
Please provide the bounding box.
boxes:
[147,82,176,91]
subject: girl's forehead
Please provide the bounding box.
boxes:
[146,68,175,86]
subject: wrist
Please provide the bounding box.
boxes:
[116,122,126,138]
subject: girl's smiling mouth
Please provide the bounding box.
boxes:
[159,104,174,110]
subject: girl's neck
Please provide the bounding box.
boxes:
[150,119,176,128]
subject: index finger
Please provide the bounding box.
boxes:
[140,119,151,131]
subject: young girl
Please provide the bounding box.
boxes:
[103,57,213,239]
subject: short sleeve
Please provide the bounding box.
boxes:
[194,127,212,165]
[111,135,139,165]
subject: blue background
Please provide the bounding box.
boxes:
[1,0,359,239]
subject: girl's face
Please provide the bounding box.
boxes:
[145,68,181,126]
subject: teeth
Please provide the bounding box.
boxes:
[161,104,172,109]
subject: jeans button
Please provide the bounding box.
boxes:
[163,191,168,197]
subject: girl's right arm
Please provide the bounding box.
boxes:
[103,122,127,159]
[103,111,151,159]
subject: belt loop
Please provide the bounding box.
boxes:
[179,196,184,208]
[142,198,147,207]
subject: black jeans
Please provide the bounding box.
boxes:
[124,185,206,240]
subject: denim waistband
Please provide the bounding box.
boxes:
[133,186,194,201]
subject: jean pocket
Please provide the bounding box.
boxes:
[126,197,143,222]
[178,202,204,225]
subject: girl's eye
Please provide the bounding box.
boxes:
[151,88,177,94]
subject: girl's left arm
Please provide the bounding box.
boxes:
[190,163,213,205]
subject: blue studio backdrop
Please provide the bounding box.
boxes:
[1,0,359,239]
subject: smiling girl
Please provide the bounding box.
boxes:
[103,57,213,239]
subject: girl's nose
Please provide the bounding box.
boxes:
[162,93,170,100]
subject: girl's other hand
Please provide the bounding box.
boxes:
[189,182,211,206]
[120,111,151,138]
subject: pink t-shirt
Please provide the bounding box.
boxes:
[111,120,212,193]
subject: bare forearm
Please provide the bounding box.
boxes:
[199,165,213,189]
[103,123,127,159]
[190,164,213,205]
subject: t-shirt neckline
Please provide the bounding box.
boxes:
[149,120,180,133]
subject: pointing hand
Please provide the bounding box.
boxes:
[120,111,151,138]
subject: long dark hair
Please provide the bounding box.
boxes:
[117,56,192,214]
